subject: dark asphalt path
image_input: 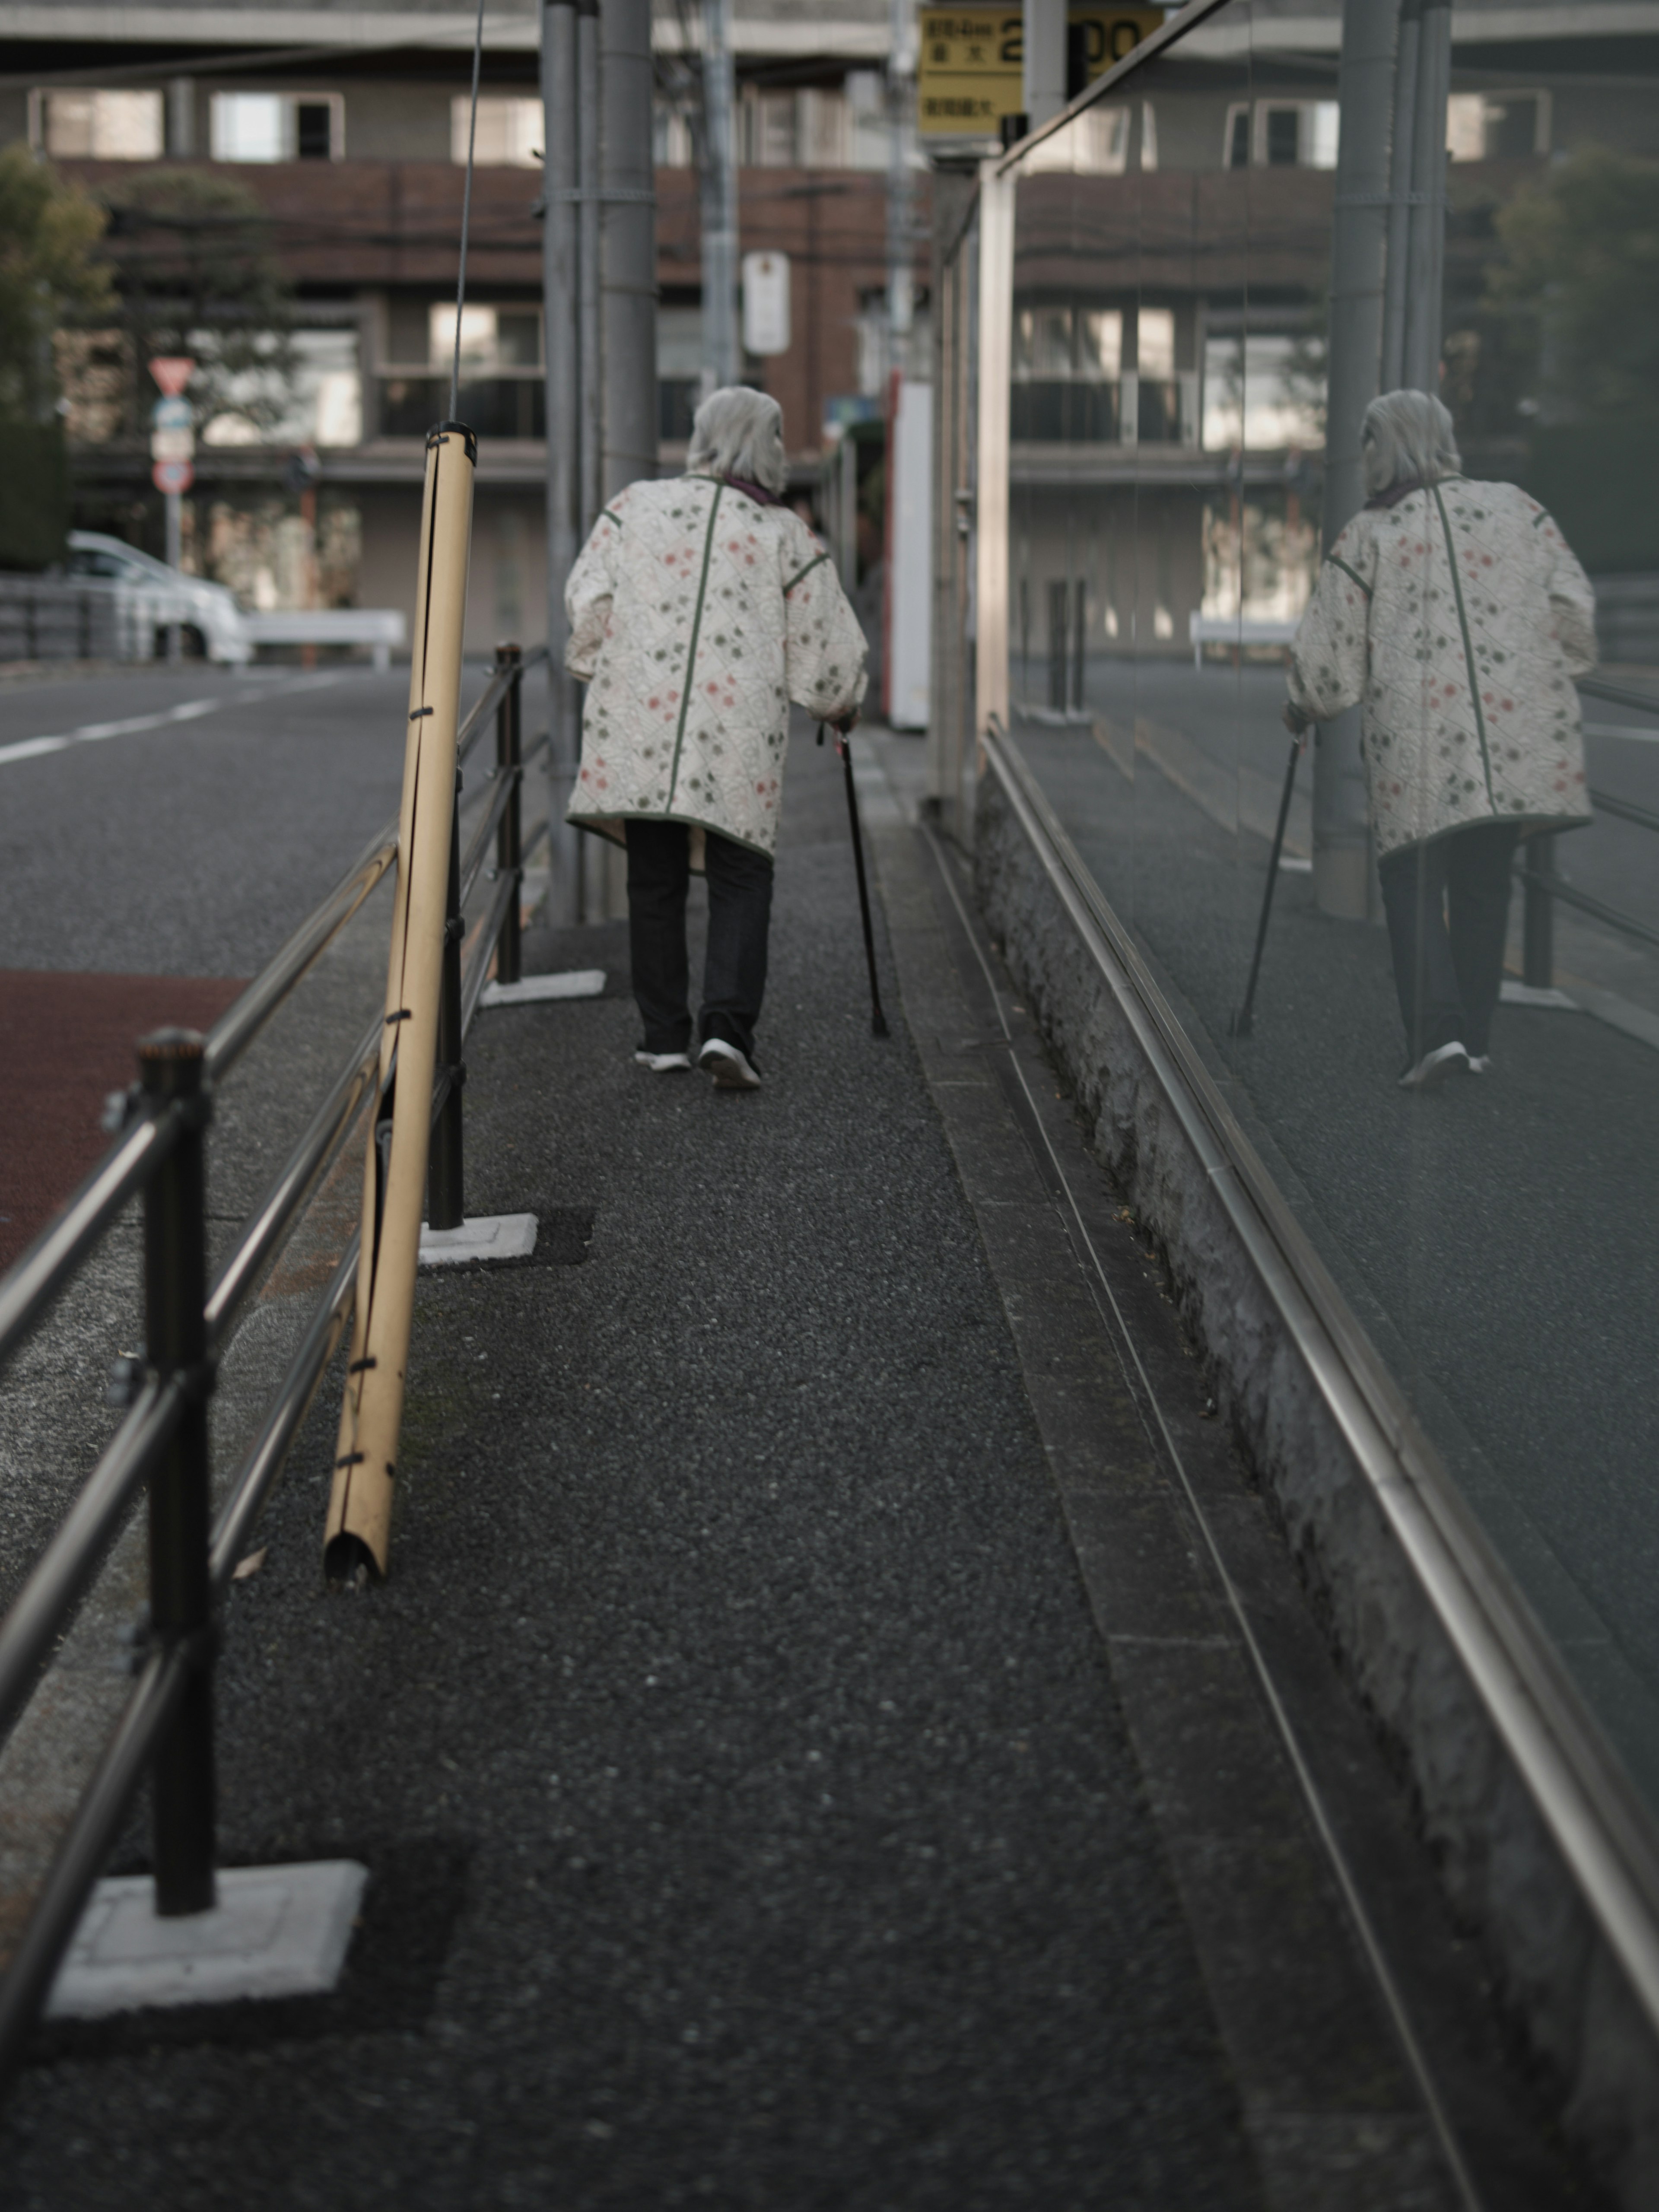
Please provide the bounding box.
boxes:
[1013,711,1659,1812]
[0,725,1266,2211]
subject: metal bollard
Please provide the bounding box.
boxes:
[428,781,467,1233]
[139,1028,217,1917]
[1522,830,1557,990]
[495,640,524,987]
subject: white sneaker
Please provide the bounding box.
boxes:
[1398,1040,1469,1090]
[634,1049,692,1073]
[698,1038,762,1090]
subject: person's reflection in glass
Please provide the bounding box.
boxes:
[1284,391,1597,1088]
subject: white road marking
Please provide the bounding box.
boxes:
[0,671,350,770]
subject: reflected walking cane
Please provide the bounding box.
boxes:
[818,722,890,1039]
[1230,730,1307,1040]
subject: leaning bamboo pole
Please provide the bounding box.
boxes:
[325,420,476,1583]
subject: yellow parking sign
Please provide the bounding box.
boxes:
[917,6,1162,136]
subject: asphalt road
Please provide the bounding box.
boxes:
[1012,706,1659,1814]
[0,665,423,976]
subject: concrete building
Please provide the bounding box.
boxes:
[0,0,926,654]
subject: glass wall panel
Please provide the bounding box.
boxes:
[977,0,1659,1814]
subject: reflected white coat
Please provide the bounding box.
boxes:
[1287,478,1597,856]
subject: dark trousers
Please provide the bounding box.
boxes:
[1377,821,1519,1059]
[625,820,775,1062]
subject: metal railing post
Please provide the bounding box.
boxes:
[428,778,467,1233]
[496,640,524,986]
[1522,830,1557,989]
[139,1028,216,1918]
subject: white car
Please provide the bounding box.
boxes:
[61,531,253,665]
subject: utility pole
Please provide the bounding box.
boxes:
[1402,0,1450,393]
[1023,0,1067,130]
[887,0,916,381]
[541,0,581,926]
[1313,0,1398,922]
[601,0,657,498]
[578,0,603,531]
[701,0,739,389]
[1379,0,1421,392]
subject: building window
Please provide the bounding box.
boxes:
[1446,91,1549,161]
[427,305,542,372]
[210,91,343,162]
[1223,100,1339,170]
[1011,304,1125,442]
[1201,332,1323,452]
[200,327,363,450]
[31,89,164,160]
[453,95,543,167]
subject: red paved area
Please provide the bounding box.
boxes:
[0,973,246,1272]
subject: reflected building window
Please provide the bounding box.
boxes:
[30,89,164,160]
[1446,91,1550,161]
[454,95,543,167]
[1223,99,1339,169]
[210,91,343,161]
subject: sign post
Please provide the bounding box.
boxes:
[916,6,1160,138]
[149,358,196,666]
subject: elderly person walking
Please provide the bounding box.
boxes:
[564,386,868,1090]
[1286,390,1597,1088]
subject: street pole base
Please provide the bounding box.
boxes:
[418,1212,539,1269]
[47,1862,367,2020]
[480,970,604,1009]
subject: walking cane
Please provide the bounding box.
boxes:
[1229,729,1306,1039]
[819,721,890,1038]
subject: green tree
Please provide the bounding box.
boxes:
[1490,145,1659,419]
[99,168,295,437]
[0,144,111,564]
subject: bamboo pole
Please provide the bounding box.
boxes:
[325,420,476,1584]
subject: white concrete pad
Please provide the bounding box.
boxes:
[480,970,605,1008]
[1500,980,1579,1010]
[418,1211,538,1268]
[47,1860,367,2019]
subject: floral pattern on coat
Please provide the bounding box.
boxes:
[1287,477,1597,857]
[565,474,868,859]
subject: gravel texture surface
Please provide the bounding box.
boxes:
[0,722,1262,2209]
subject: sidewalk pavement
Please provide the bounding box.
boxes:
[0,722,1583,2211]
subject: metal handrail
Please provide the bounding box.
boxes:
[1579,674,1659,718]
[0,1377,184,1745]
[0,1105,180,1374]
[204,825,398,1085]
[1587,786,1659,837]
[204,1013,381,1342]
[0,637,544,2076]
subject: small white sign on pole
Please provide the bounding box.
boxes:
[886,376,933,731]
[741,251,791,357]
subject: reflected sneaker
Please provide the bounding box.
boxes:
[635,1048,692,1072]
[698,1038,762,1090]
[1398,1040,1470,1090]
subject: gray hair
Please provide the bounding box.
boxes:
[686,385,788,496]
[1360,388,1461,496]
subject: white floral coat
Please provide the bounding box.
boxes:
[565,474,868,859]
[1287,477,1597,856]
